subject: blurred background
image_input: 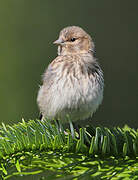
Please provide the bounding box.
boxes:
[0,0,137,127]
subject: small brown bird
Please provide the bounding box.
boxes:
[37,26,104,124]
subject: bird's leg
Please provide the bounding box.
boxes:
[39,113,43,120]
[39,114,47,123]
[72,122,80,139]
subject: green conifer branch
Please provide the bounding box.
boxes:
[0,119,137,179]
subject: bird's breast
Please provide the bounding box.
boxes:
[37,54,104,122]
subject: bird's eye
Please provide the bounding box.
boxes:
[70,38,76,42]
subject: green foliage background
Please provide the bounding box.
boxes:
[0,0,137,127]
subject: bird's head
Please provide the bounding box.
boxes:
[53,26,94,56]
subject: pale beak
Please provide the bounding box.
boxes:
[53,38,64,45]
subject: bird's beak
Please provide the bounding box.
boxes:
[53,38,64,45]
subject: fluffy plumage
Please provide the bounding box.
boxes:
[37,26,104,123]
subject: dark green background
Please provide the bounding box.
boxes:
[0,0,137,127]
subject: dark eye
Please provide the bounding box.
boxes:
[70,38,76,42]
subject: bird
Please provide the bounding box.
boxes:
[37,26,104,125]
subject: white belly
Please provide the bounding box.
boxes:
[37,73,103,123]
